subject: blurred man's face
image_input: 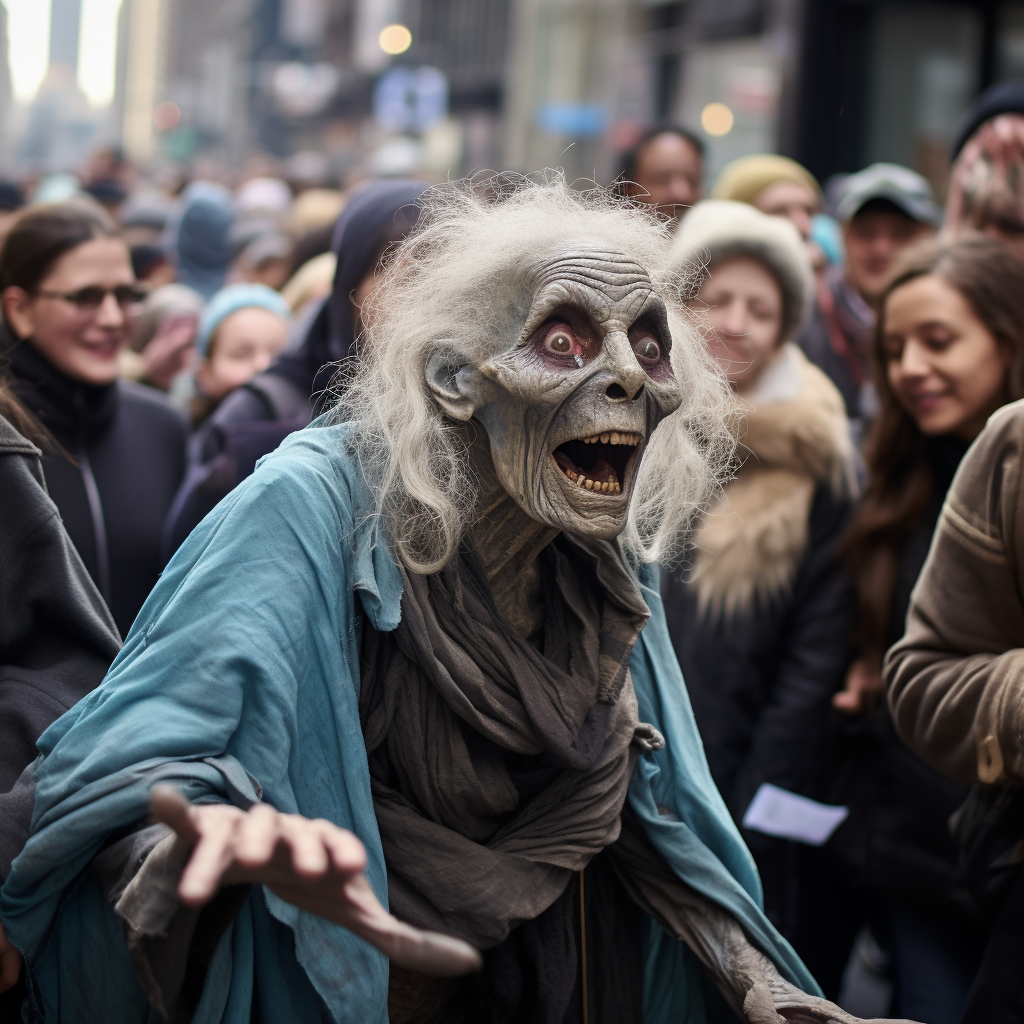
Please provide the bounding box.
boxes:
[843,208,933,307]
[753,181,818,242]
[628,133,702,223]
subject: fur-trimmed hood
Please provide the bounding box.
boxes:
[689,343,857,618]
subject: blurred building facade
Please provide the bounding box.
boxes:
[6,0,1024,193]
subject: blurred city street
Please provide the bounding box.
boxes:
[0,1,1016,196]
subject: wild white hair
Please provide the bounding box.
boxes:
[334,172,735,574]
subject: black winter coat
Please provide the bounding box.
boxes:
[660,345,857,940]
[663,482,854,823]
[7,341,187,637]
[824,435,982,931]
[0,412,120,1020]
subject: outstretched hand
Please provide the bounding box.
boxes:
[149,786,482,977]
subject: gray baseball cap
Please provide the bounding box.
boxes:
[835,163,942,226]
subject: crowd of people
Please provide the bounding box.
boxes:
[2,78,1024,1024]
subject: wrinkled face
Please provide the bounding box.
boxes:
[433,242,683,540]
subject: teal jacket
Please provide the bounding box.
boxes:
[0,423,819,1023]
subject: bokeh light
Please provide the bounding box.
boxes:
[379,24,412,56]
[700,102,734,137]
[153,100,181,130]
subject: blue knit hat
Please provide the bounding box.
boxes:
[197,283,292,356]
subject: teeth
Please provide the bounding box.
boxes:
[559,464,622,494]
[578,432,642,445]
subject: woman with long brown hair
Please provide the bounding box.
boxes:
[834,234,1024,1023]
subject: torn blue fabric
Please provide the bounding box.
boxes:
[1,422,818,1023]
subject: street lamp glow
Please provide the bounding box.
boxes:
[701,102,734,137]
[78,0,124,107]
[2,0,52,103]
[379,23,412,56]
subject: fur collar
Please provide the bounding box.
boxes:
[689,344,856,618]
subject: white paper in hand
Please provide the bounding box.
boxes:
[741,783,849,846]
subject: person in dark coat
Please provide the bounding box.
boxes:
[162,179,427,552]
[659,200,859,981]
[834,236,1024,1023]
[2,202,187,638]
[0,382,121,1015]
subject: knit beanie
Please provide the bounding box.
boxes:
[671,199,813,346]
[951,80,1024,161]
[197,283,292,357]
[712,154,821,207]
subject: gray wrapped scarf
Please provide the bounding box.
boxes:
[359,537,654,949]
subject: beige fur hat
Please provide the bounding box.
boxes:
[671,199,813,345]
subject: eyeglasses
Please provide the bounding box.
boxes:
[36,285,147,310]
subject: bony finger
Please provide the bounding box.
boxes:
[279,815,329,877]
[178,810,241,904]
[333,872,479,975]
[234,803,280,867]
[356,911,482,977]
[149,785,201,843]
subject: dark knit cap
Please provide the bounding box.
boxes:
[951,80,1024,162]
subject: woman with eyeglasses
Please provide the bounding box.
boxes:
[2,201,187,636]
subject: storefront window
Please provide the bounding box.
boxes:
[999,4,1024,79]
[864,5,981,200]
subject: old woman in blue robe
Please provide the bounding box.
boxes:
[1,177,876,1024]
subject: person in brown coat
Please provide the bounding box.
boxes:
[886,396,1024,1024]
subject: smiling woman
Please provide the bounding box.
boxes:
[2,202,187,636]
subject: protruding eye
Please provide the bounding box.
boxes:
[542,323,580,357]
[633,334,661,364]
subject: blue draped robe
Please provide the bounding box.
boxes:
[0,422,819,1022]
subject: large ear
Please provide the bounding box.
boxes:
[425,351,489,422]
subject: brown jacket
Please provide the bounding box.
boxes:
[885,399,1024,786]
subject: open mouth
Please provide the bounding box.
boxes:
[552,431,641,495]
